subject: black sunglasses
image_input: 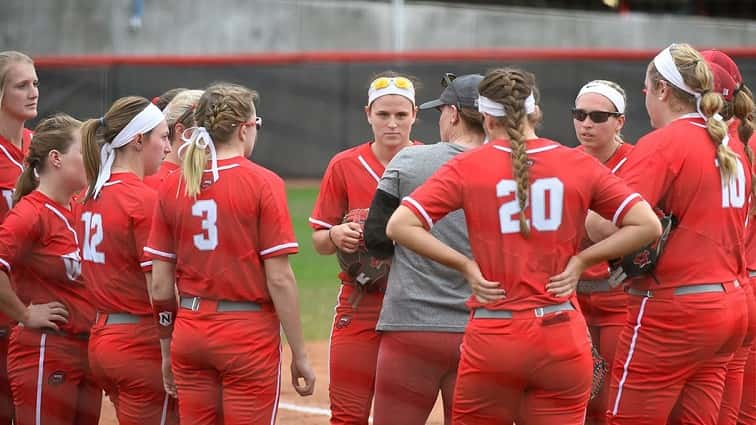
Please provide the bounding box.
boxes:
[441,73,461,108]
[572,108,622,123]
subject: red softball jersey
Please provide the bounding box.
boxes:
[0,129,31,219]
[577,142,634,280]
[143,161,179,190]
[0,190,95,334]
[145,156,298,303]
[618,114,751,290]
[309,141,420,283]
[78,173,156,315]
[402,138,642,311]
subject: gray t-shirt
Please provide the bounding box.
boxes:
[376,142,472,333]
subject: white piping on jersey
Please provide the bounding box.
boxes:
[270,343,282,425]
[611,296,649,416]
[612,193,641,225]
[45,203,79,246]
[611,158,628,174]
[403,196,433,229]
[492,144,560,155]
[689,122,707,129]
[327,284,344,380]
[0,258,10,272]
[206,164,240,172]
[140,260,153,268]
[357,155,381,183]
[144,246,177,259]
[259,242,299,256]
[35,333,47,425]
[103,180,122,187]
[0,143,24,173]
[308,217,334,229]
[159,393,169,425]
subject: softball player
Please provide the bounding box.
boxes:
[0,114,101,425]
[699,50,756,425]
[143,89,202,189]
[309,71,419,425]
[0,50,38,424]
[77,96,177,425]
[365,73,485,425]
[386,67,662,424]
[146,82,315,425]
[607,44,750,425]
[572,79,633,425]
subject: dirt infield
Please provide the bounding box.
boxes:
[99,340,445,424]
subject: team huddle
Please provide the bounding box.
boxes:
[0,42,752,425]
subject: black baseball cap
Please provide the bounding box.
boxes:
[419,73,484,110]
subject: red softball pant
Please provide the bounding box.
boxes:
[88,316,178,425]
[607,281,747,425]
[578,281,629,425]
[452,308,593,425]
[7,327,101,425]
[329,285,383,425]
[373,331,463,425]
[171,308,281,425]
[0,326,13,425]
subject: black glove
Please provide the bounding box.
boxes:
[608,214,676,288]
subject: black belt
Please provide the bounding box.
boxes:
[577,279,613,294]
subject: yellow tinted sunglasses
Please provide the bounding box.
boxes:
[370,77,414,91]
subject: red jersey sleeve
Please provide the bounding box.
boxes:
[258,176,299,259]
[401,159,464,230]
[617,131,680,208]
[588,165,643,225]
[144,187,176,263]
[0,204,39,274]
[134,188,158,272]
[309,160,348,230]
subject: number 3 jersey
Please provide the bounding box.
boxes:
[617,114,751,289]
[77,173,156,316]
[0,190,95,334]
[145,157,299,303]
[402,138,642,312]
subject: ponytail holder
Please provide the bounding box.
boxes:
[178,126,220,184]
[98,116,106,128]
[32,167,40,180]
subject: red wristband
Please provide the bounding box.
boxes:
[152,297,178,339]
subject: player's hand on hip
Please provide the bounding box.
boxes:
[161,355,177,398]
[332,222,363,253]
[546,256,587,297]
[462,259,505,304]
[22,302,69,330]
[291,355,316,397]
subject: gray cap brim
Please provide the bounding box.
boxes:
[419,99,444,110]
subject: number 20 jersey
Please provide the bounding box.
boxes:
[145,157,299,304]
[402,138,642,312]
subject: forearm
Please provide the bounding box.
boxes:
[151,260,177,301]
[266,259,308,360]
[312,229,336,255]
[387,209,469,273]
[578,223,659,267]
[0,271,28,323]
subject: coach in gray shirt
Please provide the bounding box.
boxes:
[364,73,485,425]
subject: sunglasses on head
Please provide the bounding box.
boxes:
[370,77,414,91]
[440,73,461,109]
[236,116,262,130]
[572,108,622,123]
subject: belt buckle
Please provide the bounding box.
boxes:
[191,297,200,312]
[534,307,545,317]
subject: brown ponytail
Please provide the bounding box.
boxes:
[14,113,81,204]
[479,68,537,237]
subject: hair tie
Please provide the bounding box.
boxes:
[32,167,40,180]
[99,116,106,128]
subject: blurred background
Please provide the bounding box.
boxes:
[2,0,754,179]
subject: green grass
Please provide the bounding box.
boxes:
[286,185,341,341]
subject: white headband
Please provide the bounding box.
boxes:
[179,127,219,184]
[477,92,537,117]
[92,103,164,199]
[577,82,626,113]
[368,79,415,106]
[653,44,728,146]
